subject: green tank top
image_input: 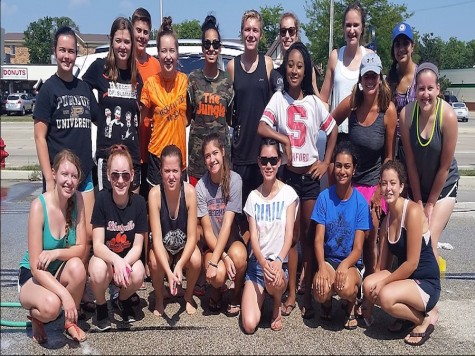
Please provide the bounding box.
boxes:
[19,194,77,274]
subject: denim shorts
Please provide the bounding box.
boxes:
[245,255,288,289]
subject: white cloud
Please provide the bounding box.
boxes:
[69,0,90,8]
[1,2,18,16]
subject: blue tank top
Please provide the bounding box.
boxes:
[232,54,270,165]
[159,183,188,255]
[387,199,440,285]
[19,194,77,274]
[349,110,386,186]
[410,98,459,202]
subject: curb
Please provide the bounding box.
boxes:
[1,170,42,181]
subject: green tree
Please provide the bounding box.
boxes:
[303,0,411,72]
[416,33,444,67]
[442,37,471,69]
[174,19,201,39]
[24,16,79,64]
[259,4,284,53]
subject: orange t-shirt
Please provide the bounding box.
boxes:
[137,55,160,163]
[140,71,188,167]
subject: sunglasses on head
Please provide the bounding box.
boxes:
[280,27,296,37]
[111,171,131,182]
[203,39,221,50]
[259,156,279,166]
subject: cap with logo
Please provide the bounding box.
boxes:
[392,22,414,42]
[360,53,382,76]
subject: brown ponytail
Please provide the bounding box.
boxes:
[202,133,230,203]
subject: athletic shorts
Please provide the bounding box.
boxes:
[354,183,388,214]
[245,255,288,289]
[283,167,320,200]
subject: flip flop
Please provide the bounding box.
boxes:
[404,324,435,346]
[225,304,241,317]
[344,313,358,330]
[281,303,296,316]
[64,322,87,343]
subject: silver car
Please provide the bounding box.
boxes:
[451,102,469,122]
[6,93,34,116]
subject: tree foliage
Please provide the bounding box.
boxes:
[174,19,201,40]
[24,16,79,64]
[259,4,284,53]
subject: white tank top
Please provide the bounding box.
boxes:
[330,45,367,133]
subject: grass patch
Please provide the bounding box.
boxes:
[8,164,41,171]
[0,115,33,122]
[460,169,475,176]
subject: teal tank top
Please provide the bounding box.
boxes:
[19,194,77,274]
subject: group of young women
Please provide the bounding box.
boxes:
[20,1,458,348]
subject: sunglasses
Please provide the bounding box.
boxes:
[259,156,279,166]
[111,171,131,182]
[280,27,296,37]
[203,39,221,50]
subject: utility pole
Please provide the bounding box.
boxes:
[160,0,163,25]
[329,0,334,55]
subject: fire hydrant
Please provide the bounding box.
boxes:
[0,137,9,169]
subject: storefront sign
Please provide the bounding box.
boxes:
[1,68,28,80]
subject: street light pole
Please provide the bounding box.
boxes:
[160,0,163,25]
[329,0,334,55]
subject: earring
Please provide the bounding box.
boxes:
[358,83,363,91]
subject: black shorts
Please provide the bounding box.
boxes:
[18,267,32,287]
[439,181,458,200]
[283,167,320,200]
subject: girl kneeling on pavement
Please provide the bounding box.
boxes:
[89,145,148,331]
[241,138,299,333]
[197,133,248,316]
[311,141,371,329]
[363,160,440,346]
[19,149,88,343]
[148,145,201,317]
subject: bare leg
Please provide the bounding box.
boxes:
[184,246,201,315]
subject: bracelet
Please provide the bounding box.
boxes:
[224,254,231,260]
[208,260,218,268]
[275,256,283,263]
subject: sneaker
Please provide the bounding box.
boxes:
[94,303,111,332]
[117,297,137,323]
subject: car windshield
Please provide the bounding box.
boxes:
[453,103,466,108]
[7,95,20,100]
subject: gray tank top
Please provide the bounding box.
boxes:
[349,110,386,186]
[410,98,459,202]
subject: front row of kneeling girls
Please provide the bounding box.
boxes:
[19,138,439,345]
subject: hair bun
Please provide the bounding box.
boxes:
[161,16,173,32]
[202,15,217,31]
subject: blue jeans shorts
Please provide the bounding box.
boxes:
[245,255,288,289]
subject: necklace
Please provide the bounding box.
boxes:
[415,97,440,147]
[202,69,219,81]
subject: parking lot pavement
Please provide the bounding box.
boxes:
[1,182,474,354]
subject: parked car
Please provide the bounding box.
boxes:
[444,94,459,104]
[5,93,34,116]
[451,102,469,122]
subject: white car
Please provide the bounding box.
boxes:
[5,93,34,116]
[451,102,469,122]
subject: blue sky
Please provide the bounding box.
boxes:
[1,0,474,43]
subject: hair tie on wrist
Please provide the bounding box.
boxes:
[208,260,218,268]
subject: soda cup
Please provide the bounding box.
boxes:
[438,256,446,273]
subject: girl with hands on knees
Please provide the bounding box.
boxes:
[363,161,440,346]
[241,138,299,334]
[196,133,247,316]
[88,145,148,331]
[311,142,371,329]
[258,41,337,319]
[19,150,87,344]
[148,145,201,317]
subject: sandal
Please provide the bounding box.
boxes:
[64,322,87,343]
[281,303,296,316]
[344,312,358,330]
[404,324,434,346]
[27,315,48,344]
[320,299,332,321]
[225,303,241,317]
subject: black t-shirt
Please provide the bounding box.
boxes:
[91,189,148,258]
[82,58,142,167]
[33,74,98,178]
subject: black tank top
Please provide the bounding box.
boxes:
[232,54,270,165]
[160,183,188,255]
